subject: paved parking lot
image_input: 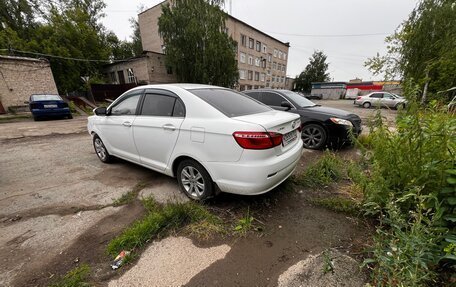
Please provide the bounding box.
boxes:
[0,101,386,286]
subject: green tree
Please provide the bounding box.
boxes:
[158,0,238,87]
[294,50,330,93]
[129,17,143,57]
[365,0,456,103]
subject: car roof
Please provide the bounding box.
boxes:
[127,83,228,93]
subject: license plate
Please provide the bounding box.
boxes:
[44,104,57,108]
[283,130,297,146]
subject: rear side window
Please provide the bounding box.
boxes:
[262,92,284,106]
[190,88,271,117]
[370,93,383,98]
[141,94,176,117]
[245,91,261,101]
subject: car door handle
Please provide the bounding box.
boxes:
[163,124,176,131]
[122,121,132,127]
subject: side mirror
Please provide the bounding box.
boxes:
[281,101,292,111]
[94,107,107,116]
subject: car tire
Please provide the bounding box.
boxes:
[363,102,371,109]
[33,116,39,121]
[93,135,112,163]
[177,159,214,200]
[68,114,73,119]
[301,124,327,150]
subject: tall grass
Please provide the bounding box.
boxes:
[358,102,456,286]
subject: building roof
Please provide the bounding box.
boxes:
[103,51,166,67]
[0,55,49,63]
[138,0,290,47]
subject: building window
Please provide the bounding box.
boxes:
[256,41,261,52]
[267,70,271,76]
[278,63,282,71]
[254,72,260,81]
[248,70,253,80]
[249,38,254,49]
[266,82,270,87]
[127,68,136,83]
[166,66,173,75]
[239,69,246,80]
[262,59,267,68]
[240,85,246,91]
[274,49,278,57]
[268,54,272,63]
[248,55,253,65]
[240,34,247,47]
[272,76,275,83]
[279,51,283,59]
[262,44,267,54]
[255,57,260,67]
[260,73,265,82]
[240,52,246,63]
[282,65,286,72]
[273,62,277,70]
[283,53,287,60]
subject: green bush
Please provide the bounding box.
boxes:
[360,102,456,286]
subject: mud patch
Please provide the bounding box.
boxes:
[185,189,371,287]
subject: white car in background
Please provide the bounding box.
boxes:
[87,84,303,200]
[354,92,407,109]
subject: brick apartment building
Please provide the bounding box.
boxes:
[0,55,58,113]
[138,0,290,90]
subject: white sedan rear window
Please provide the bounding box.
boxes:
[190,88,271,117]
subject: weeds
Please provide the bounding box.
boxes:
[49,264,90,287]
[358,101,456,286]
[107,198,222,256]
[322,249,335,275]
[297,151,344,187]
[112,182,148,207]
[233,207,254,236]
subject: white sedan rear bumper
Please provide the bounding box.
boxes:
[205,140,304,195]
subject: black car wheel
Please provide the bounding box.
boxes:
[177,159,213,200]
[93,135,112,163]
[68,114,73,119]
[302,124,327,150]
[363,102,371,109]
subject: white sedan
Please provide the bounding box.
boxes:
[354,92,407,109]
[88,84,303,200]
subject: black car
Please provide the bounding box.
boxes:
[243,89,362,149]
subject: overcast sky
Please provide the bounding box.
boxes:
[102,0,418,81]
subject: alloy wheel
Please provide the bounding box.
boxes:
[94,138,107,161]
[302,126,324,149]
[181,166,205,198]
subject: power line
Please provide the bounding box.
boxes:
[266,31,389,38]
[0,49,129,63]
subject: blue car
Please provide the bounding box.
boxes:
[28,94,73,121]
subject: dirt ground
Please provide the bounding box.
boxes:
[0,102,389,287]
